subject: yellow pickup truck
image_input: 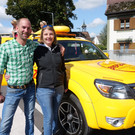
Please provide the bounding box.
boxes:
[1,26,135,135]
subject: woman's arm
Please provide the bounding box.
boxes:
[61,56,68,91]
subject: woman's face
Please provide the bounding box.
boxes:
[43,29,54,47]
[40,23,44,28]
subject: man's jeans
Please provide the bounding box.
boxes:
[0,84,35,135]
[36,85,64,135]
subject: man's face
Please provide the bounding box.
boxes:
[16,19,32,40]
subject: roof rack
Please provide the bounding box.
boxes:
[56,32,76,37]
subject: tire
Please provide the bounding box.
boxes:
[58,93,92,135]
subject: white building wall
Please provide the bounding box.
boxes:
[108,18,116,50]
[93,36,100,45]
[107,17,135,50]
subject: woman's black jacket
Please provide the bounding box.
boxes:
[34,44,67,89]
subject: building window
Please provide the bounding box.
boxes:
[120,19,129,30]
[114,17,135,31]
[120,43,129,51]
[114,43,135,50]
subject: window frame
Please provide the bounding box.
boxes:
[120,18,130,30]
[114,17,135,31]
[119,42,129,50]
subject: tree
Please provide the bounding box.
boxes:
[98,24,107,50]
[6,0,77,31]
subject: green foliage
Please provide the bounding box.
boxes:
[99,24,107,48]
[97,44,107,50]
[6,0,77,31]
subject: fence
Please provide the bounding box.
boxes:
[103,49,135,65]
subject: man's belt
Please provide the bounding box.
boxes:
[8,79,34,90]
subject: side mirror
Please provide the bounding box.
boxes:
[104,52,109,58]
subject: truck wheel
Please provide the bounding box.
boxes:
[58,93,92,135]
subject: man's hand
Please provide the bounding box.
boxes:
[5,74,10,81]
[0,74,5,103]
[0,93,5,103]
[59,44,65,56]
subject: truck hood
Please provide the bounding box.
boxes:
[66,59,135,84]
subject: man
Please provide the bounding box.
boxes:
[0,18,40,135]
[0,18,65,135]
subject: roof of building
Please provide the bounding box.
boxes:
[105,0,135,15]
[107,0,133,5]
[81,32,91,41]
[71,31,91,41]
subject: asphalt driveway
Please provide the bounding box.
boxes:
[91,127,135,135]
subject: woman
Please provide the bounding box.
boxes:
[34,25,67,135]
[40,21,47,28]
[11,19,17,38]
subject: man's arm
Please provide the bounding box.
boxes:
[0,74,5,103]
[0,74,3,93]
[0,43,8,103]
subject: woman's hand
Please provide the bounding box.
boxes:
[65,89,68,93]
[0,93,5,103]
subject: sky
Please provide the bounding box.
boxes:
[0,0,107,37]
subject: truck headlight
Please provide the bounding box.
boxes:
[95,79,134,99]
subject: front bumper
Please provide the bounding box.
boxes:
[94,98,135,130]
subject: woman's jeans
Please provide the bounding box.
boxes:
[0,84,35,135]
[36,85,64,135]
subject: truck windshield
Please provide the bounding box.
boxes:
[58,40,108,61]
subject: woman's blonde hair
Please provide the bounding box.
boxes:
[40,25,57,45]
[11,19,17,25]
[40,21,47,28]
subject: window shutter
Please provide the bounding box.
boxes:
[130,17,135,29]
[129,43,135,49]
[114,43,120,50]
[114,19,120,31]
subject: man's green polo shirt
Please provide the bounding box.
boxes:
[0,39,38,86]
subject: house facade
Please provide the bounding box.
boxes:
[92,36,100,45]
[105,0,135,50]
